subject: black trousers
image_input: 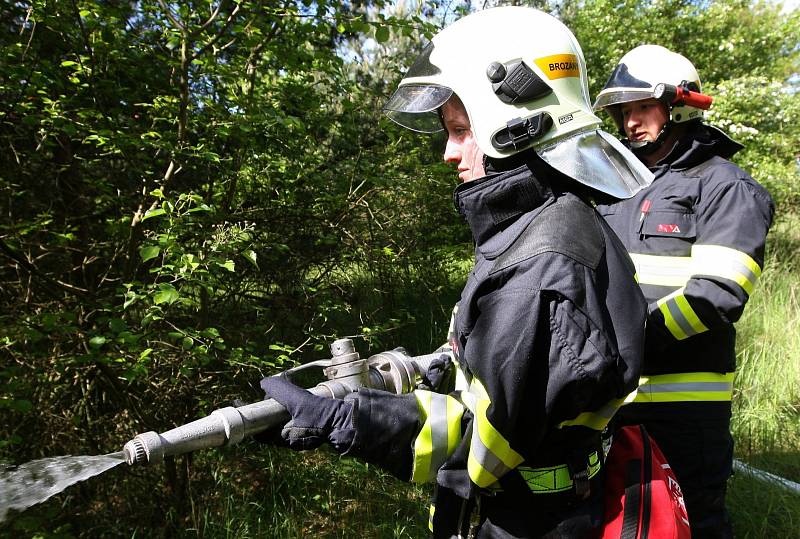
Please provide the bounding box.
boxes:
[615,401,734,539]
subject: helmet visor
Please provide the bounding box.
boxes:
[592,89,654,111]
[383,84,453,133]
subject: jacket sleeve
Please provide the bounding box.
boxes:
[344,387,469,483]
[454,286,623,489]
[647,177,775,345]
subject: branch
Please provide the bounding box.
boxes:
[197,0,225,33]
[192,3,241,61]
[157,0,185,32]
[0,237,89,298]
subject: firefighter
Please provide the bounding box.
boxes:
[593,45,775,538]
[259,8,651,537]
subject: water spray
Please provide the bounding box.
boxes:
[123,338,442,466]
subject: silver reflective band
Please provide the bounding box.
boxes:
[428,393,449,477]
[646,382,733,393]
[536,129,654,199]
[383,84,452,133]
[470,427,515,480]
[662,295,704,338]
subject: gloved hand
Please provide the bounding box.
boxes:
[259,375,356,453]
[418,353,455,393]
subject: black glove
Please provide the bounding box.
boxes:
[418,353,455,393]
[259,375,356,453]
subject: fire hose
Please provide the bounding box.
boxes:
[122,338,443,466]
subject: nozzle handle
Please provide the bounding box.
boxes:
[124,384,338,466]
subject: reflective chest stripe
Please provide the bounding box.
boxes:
[625,372,735,403]
[411,391,464,483]
[461,379,524,489]
[630,245,761,294]
[631,252,693,287]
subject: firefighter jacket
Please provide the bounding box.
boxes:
[345,161,647,537]
[596,124,774,404]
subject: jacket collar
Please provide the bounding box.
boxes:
[453,163,553,259]
[653,123,743,173]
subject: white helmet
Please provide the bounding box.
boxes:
[593,44,705,132]
[383,6,652,199]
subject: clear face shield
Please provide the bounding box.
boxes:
[382,42,454,133]
[592,89,654,111]
[383,84,453,133]
[593,90,655,132]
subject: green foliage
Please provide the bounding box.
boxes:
[705,76,800,206]
[0,0,798,536]
[0,0,452,533]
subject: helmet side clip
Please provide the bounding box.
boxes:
[487,60,552,104]
[491,113,554,152]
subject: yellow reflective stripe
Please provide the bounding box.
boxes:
[519,451,602,493]
[520,463,573,493]
[557,397,626,430]
[630,246,762,295]
[657,287,709,340]
[674,291,708,334]
[411,391,464,483]
[692,245,761,295]
[630,372,735,403]
[630,253,692,287]
[633,271,639,284]
[428,504,435,532]
[466,378,524,488]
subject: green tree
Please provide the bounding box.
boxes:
[560,0,800,204]
[0,1,457,533]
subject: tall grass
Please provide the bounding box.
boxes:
[185,445,430,539]
[729,210,800,537]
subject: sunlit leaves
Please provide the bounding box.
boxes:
[153,283,179,305]
[139,245,161,262]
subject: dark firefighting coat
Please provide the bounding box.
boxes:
[345,160,647,538]
[596,124,774,537]
[596,125,774,393]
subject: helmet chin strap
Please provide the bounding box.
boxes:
[627,120,673,157]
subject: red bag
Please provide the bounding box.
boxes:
[601,424,691,538]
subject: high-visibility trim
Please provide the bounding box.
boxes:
[657,287,709,340]
[630,253,692,287]
[411,391,464,483]
[519,451,602,493]
[692,245,761,296]
[630,245,761,295]
[455,359,470,392]
[557,397,626,430]
[428,503,435,532]
[628,372,735,403]
[464,378,525,488]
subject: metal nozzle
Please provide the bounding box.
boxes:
[121,338,441,465]
[123,438,147,465]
